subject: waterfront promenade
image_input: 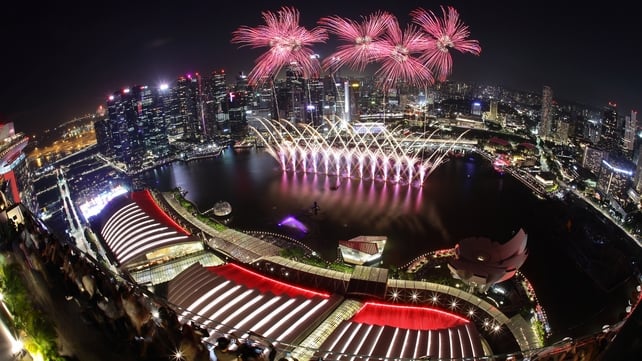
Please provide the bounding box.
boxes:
[153,190,543,355]
[2,189,640,359]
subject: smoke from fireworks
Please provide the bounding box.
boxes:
[318,11,394,73]
[411,6,481,82]
[231,6,328,86]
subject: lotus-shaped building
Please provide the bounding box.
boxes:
[448,228,528,292]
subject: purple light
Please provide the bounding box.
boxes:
[278,216,309,233]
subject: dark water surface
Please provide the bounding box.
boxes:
[137,148,641,340]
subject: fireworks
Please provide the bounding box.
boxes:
[231,6,328,86]
[232,6,481,88]
[318,11,394,73]
[371,17,435,92]
[411,6,482,82]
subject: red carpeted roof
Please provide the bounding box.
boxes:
[131,189,189,235]
[207,263,330,298]
[351,302,470,330]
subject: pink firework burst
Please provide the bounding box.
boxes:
[411,6,481,82]
[371,16,435,92]
[318,11,394,73]
[231,6,328,86]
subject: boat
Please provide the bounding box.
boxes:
[233,139,254,149]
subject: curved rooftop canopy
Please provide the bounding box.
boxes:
[96,190,200,266]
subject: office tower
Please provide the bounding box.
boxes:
[557,120,570,144]
[321,75,339,119]
[623,110,638,156]
[139,85,171,162]
[344,80,351,123]
[587,119,601,144]
[488,100,498,122]
[597,157,634,205]
[202,70,228,135]
[471,100,482,116]
[97,85,169,170]
[599,102,620,152]
[539,85,553,139]
[0,122,31,209]
[306,76,325,126]
[278,63,306,123]
[172,74,204,141]
[582,146,608,175]
[249,82,275,122]
[224,72,250,133]
[634,144,642,193]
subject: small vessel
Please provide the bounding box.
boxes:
[233,139,254,149]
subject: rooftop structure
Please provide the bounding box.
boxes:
[448,228,528,293]
[91,189,202,268]
[338,235,386,265]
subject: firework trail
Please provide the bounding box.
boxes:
[231,6,328,86]
[318,11,394,73]
[411,6,481,82]
[371,16,435,92]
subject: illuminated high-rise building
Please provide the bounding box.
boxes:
[306,76,325,126]
[489,99,498,121]
[321,75,339,119]
[634,143,642,193]
[597,156,634,205]
[96,85,169,170]
[556,120,570,144]
[470,100,482,116]
[222,72,250,133]
[582,146,608,175]
[587,119,601,144]
[599,102,620,152]
[623,109,638,155]
[539,85,553,139]
[279,63,306,123]
[139,85,171,162]
[202,70,228,135]
[173,74,205,141]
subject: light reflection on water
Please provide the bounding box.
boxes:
[138,148,528,264]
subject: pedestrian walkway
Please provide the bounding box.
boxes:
[2,242,140,361]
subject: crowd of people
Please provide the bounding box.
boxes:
[6,205,213,360]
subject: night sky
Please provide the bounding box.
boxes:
[2,1,641,136]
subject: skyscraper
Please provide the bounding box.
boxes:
[96,86,170,170]
[539,85,553,139]
[623,109,638,155]
[172,74,204,141]
[600,102,620,152]
[597,157,634,206]
[202,70,228,135]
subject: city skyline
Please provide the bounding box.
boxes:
[2,0,641,136]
